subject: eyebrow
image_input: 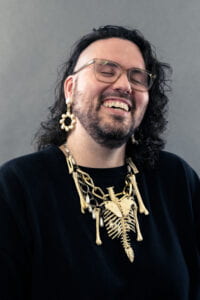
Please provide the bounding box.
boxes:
[104,61,118,67]
[101,59,147,71]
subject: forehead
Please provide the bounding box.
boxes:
[75,37,146,70]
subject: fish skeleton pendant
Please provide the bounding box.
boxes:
[101,187,143,262]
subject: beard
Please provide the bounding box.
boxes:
[71,83,136,149]
[81,114,135,149]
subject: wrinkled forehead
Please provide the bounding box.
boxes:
[74,37,146,71]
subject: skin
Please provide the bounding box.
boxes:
[60,38,149,168]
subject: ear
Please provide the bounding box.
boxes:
[63,76,74,99]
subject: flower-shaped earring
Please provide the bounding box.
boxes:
[59,98,76,132]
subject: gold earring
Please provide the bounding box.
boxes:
[59,98,76,132]
[131,134,139,145]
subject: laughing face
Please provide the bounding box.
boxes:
[65,38,149,149]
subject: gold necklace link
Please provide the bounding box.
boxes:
[63,144,149,262]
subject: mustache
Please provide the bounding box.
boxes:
[101,90,132,101]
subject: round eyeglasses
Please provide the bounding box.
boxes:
[72,58,156,92]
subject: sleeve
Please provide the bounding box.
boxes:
[183,163,200,300]
[182,161,200,251]
[0,164,32,300]
[191,170,200,253]
[192,171,200,300]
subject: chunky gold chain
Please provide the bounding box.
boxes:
[63,144,149,262]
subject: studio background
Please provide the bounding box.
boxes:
[0,0,199,175]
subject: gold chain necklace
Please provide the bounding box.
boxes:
[63,144,149,262]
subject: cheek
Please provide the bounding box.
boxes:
[76,78,106,100]
[133,93,149,127]
[135,93,149,111]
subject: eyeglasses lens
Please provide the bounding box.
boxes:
[94,60,152,91]
[129,69,150,90]
[95,61,120,83]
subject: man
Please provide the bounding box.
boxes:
[0,25,199,299]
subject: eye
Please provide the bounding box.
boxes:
[96,62,118,77]
[130,69,149,87]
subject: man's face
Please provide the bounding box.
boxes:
[66,38,149,148]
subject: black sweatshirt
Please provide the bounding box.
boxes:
[0,146,199,299]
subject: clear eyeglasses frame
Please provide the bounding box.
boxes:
[72,58,156,92]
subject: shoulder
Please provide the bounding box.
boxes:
[158,150,197,173]
[157,150,200,190]
[0,146,65,183]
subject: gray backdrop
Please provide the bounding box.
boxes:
[0,0,199,175]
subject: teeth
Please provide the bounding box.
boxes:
[103,101,129,111]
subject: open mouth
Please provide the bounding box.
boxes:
[102,100,130,112]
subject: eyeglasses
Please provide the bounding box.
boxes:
[72,58,156,92]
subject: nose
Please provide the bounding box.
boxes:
[110,72,132,94]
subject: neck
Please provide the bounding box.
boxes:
[60,122,127,168]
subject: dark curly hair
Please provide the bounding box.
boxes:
[34,25,172,169]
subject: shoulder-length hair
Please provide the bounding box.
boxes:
[34,25,172,169]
